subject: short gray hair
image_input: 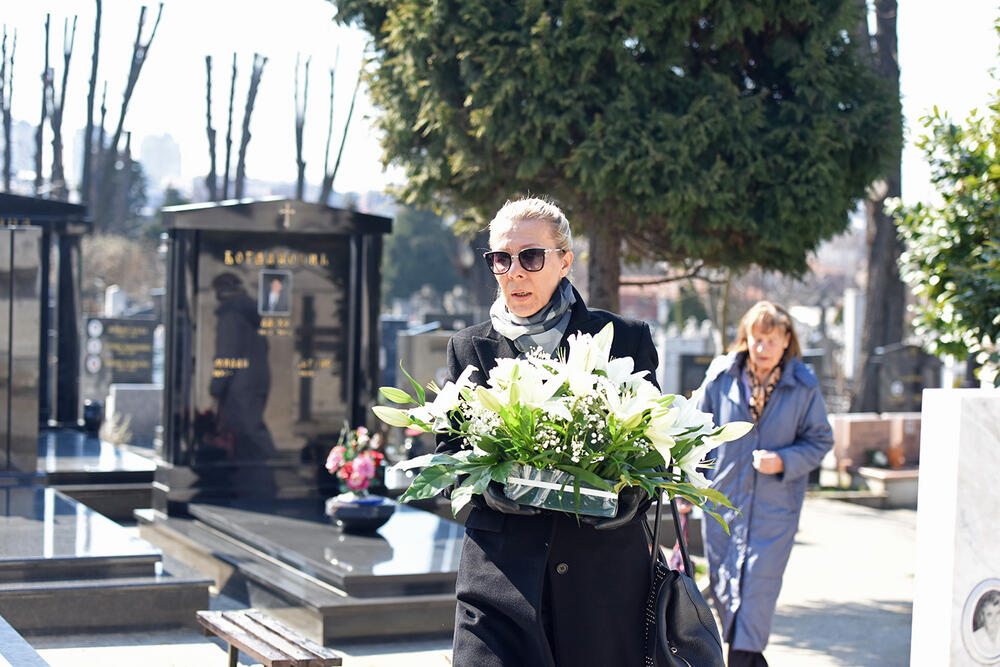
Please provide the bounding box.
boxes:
[489,197,572,250]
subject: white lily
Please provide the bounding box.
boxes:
[565,322,614,374]
[674,420,753,489]
[645,408,677,461]
[602,380,657,430]
[428,365,476,415]
[674,439,716,488]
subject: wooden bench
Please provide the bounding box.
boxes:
[855,466,919,508]
[197,609,343,667]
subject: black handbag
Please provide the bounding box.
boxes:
[643,494,725,667]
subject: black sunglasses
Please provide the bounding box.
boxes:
[482,247,566,275]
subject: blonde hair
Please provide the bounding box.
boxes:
[488,197,572,250]
[731,300,801,363]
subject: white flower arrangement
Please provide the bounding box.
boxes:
[374,323,751,527]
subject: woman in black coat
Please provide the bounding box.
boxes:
[436,197,659,666]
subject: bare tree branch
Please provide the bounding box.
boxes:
[204,54,217,200]
[318,48,339,206]
[222,51,236,200]
[618,263,728,287]
[97,2,162,229]
[49,15,77,200]
[234,52,266,200]
[294,53,310,200]
[34,14,51,195]
[320,65,361,206]
[1,27,16,192]
[104,3,162,164]
[81,0,100,205]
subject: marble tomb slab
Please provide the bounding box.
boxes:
[188,502,463,597]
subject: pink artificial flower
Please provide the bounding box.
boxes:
[354,454,376,480]
[346,471,370,491]
[325,445,347,473]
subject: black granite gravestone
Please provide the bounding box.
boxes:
[80,316,157,407]
[155,198,391,514]
[0,193,89,429]
[874,343,942,412]
[0,226,42,476]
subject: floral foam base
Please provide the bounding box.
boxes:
[503,464,618,517]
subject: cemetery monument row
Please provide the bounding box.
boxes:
[155,198,391,514]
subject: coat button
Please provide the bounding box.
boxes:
[555,563,569,575]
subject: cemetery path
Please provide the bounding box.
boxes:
[767,497,916,666]
[28,496,913,666]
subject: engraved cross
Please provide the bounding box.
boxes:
[279,202,296,228]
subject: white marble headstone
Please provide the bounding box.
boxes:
[912,389,1000,666]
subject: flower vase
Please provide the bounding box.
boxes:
[324,492,396,534]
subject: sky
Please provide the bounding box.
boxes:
[1,0,997,202]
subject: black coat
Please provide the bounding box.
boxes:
[438,289,658,667]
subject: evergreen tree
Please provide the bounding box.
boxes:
[334,0,900,311]
[382,206,461,303]
[894,26,1000,385]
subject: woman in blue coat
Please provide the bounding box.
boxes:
[437,197,658,666]
[697,301,833,667]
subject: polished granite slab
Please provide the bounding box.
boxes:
[188,501,463,598]
[37,429,155,483]
[0,484,210,635]
[0,485,160,581]
[0,613,48,666]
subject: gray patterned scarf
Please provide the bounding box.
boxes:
[489,278,576,356]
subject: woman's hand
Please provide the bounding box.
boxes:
[483,481,540,516]
[584,486,647,530]
[752,449,784,475]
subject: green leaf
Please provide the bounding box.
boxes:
[555,464,614,490]
[399,361,426,405]
[488,460,516,483]
[399,465,458,502]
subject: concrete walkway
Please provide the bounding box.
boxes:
[28,496,915,666]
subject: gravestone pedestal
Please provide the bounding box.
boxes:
[138,501,462,642]
[911,389,1000,665]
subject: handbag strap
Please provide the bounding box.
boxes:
[647,493,694,581]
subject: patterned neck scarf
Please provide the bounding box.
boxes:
[746,358,782,423]
[489,278,576,356]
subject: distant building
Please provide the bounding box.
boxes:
[139,133,183,194]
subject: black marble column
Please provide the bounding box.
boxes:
[0,227,42,475]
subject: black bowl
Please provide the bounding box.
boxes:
[325,496,396,534]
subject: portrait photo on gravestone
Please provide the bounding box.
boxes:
[259,269,292,316]
[964,580,1000,663]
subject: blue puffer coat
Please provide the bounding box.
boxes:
[697,351,833,652]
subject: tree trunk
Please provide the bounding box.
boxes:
[320,68,361,205]
[222,52,236,200]
[319,62,336,205]
[204,55,217,200]
[1,27,15,192]
[234,53,267,200]
[34,14,51,196]
[98,3,161,228]
[852,0,903,412]
[49,16,76,201]
[81,0,100,206]
[294,54,309,200]
[581,207,620,313]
